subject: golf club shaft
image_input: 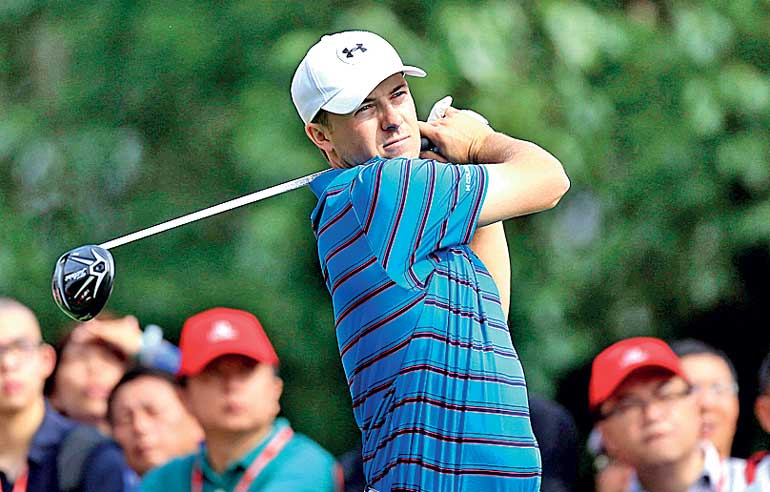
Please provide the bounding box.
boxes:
[99,169,331,250]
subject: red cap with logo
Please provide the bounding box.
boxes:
[177,307,279,376]
[588,337,687,413]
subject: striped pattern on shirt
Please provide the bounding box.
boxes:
[310,157,541,492]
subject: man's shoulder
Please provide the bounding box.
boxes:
[277,431,336,471]
[287,432,335,458]
[33,403,77,449]
[313,157,443,198]
[263,431,337,490]
[141,453,196,490]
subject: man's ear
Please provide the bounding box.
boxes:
[755,395,770,434]
[39,343,56,379]
[305,123,333,155]
[176,386,195,416]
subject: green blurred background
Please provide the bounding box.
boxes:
[2,0,769,484]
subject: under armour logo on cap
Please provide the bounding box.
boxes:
[208,320,238,342]
[342,43,367,58]
[337,42,371,64]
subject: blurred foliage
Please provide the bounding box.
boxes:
[1,0,769,467]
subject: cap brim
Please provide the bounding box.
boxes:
[591,363,685,413]
[321,65,426,116]
[177,344,262,376]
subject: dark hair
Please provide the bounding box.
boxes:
[758,352,770,396]
[311,109,330,127]
[669,338,739,385]
[106,365,179,425]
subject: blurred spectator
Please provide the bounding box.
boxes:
[337,444,365,492]
[671,339,742,462]
[589,337,746,492]
[0,297,128,492]
[108,366,203,478]
[587,427,634,492]
[529,395,579,492]
[140,307,341,492]
[46,314,179,433]
[744,350,770,490]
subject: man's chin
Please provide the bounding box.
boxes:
[382,141,420,159]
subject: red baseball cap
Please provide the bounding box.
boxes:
[588,337,688,413]
[177,307,279,376]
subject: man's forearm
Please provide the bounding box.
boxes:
[476,132,569,226]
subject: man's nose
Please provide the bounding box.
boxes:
[642,398,667,421]
[380,102,401,131]
[131,413,152,434]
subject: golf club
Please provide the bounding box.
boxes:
[51,138,439,322]
[51,168,331,321]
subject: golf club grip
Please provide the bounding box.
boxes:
[99,169,332,250]
[420,137,437,153]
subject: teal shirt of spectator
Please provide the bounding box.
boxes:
[140,418,339,492]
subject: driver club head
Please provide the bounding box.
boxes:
[52,245,115,322]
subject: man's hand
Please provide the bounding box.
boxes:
[418,107,495,164]
[70,315,143,358]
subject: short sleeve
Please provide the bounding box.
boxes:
[350,158,487,286]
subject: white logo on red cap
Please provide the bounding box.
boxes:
[208,320,237,342]
[621,347,648,367]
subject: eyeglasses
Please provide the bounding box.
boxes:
[599,384,694,421]
[691,382,739,397]
[0,340,43,362]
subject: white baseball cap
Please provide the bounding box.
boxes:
[291,31,426,124]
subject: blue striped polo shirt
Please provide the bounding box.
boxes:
[310,156,540,492]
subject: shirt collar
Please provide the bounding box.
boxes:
[308,156,384,199]
[308,157,385,234]
[627,441,722,492]
[699,440,723,488]
[198,418,291,481]
[309,168,344,199]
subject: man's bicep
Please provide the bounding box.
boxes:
[478,162,567,226]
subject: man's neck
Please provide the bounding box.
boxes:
[204,424,274,474]
[636,445,705,492]
[0,397,46,479]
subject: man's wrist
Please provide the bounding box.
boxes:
[469,130,498,164]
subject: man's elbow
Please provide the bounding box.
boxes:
[541,159,570,210]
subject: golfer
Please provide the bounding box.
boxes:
[291,30,570,492]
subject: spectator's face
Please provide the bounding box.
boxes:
[111,376,203,475]
[183,355,282,436]
[0,307,54,414]
[681,353,739,458]
[52,340,126,424]
[598,371,700,469]
[309,73,421,168]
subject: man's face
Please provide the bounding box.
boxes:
[183,355,282,436]
[52,340,127,423]
[681,353,739,458]
[111,376,203,475]
[598,370,701,469]
[307,73,421,168]
[0,307,54,415]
